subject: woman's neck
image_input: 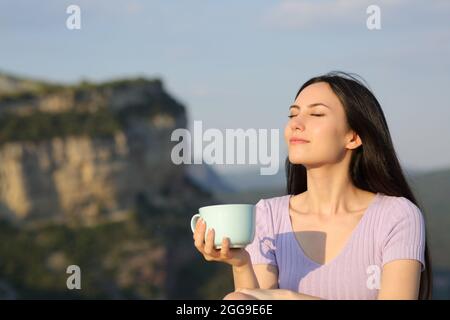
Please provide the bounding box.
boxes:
[300,165,374,217]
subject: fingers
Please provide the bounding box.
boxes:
[220,237,230,259]
[204,228,216,256]
[193,219,231,263]
[193,218,206,251]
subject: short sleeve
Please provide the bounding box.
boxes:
[382,198,426,271]
[244,199,277,266]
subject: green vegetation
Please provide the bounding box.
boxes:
[0,75,158,103]
[76,77,161,91]
[0,197,234,299]
[0,72,66,100]
[0,218,136,299]
[0,76,184,145]
[0,109,122,145]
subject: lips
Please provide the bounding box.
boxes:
[289,137,310,144]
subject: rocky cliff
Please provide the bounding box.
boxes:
[0,73,228,300]
[0,73,213,224]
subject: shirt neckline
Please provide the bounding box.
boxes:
[286,192,381,268]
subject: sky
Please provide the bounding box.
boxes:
[1,0,449,175]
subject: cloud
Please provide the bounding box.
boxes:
[261,0,406,30]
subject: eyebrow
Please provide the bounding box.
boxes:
[289,103,331,110]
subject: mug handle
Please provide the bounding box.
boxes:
[190,213,201,233]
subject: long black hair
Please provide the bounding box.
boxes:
[285,71,432,299]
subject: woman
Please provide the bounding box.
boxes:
[193,71,432,300]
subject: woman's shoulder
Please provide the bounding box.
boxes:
[376,193,425,225]
[256,194,291,209]
[254,195,291,234]
[255,194,291,218]
[376,193,426,267]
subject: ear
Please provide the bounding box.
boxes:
[345,131,362,150]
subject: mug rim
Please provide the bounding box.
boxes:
[199,203,254,211]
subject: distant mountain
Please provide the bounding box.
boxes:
[218,167,286,192]
[408,167,450,270]
[186,164,235,194]
[217,166,430,193]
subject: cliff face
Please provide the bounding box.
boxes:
[0,73,229,300]
[0,75,211,224]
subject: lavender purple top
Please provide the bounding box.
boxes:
[244,192,426,300]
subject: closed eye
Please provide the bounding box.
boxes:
[288,114,324,118]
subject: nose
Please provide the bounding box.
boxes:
[289,115,305,132]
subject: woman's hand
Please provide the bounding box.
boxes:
[193,217,250,267]
[235,288,294,300]
[235,288,322,300]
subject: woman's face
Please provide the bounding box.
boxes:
[284,82,359,167]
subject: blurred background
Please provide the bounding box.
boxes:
[0,0,449,299]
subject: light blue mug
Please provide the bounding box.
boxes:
[190,204,255,249]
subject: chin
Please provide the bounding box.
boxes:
[288,155,322,168]
[288,156,307,165]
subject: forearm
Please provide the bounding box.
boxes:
[249,289,324,300]
[236,288,324,300]
[232,262,259,290]
[289,291,323,300]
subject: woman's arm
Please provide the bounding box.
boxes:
[236,288,323,300]
[233,261,279,290]
[238,259,422,300]
[377,259,422,300]
[232,259,259,289]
